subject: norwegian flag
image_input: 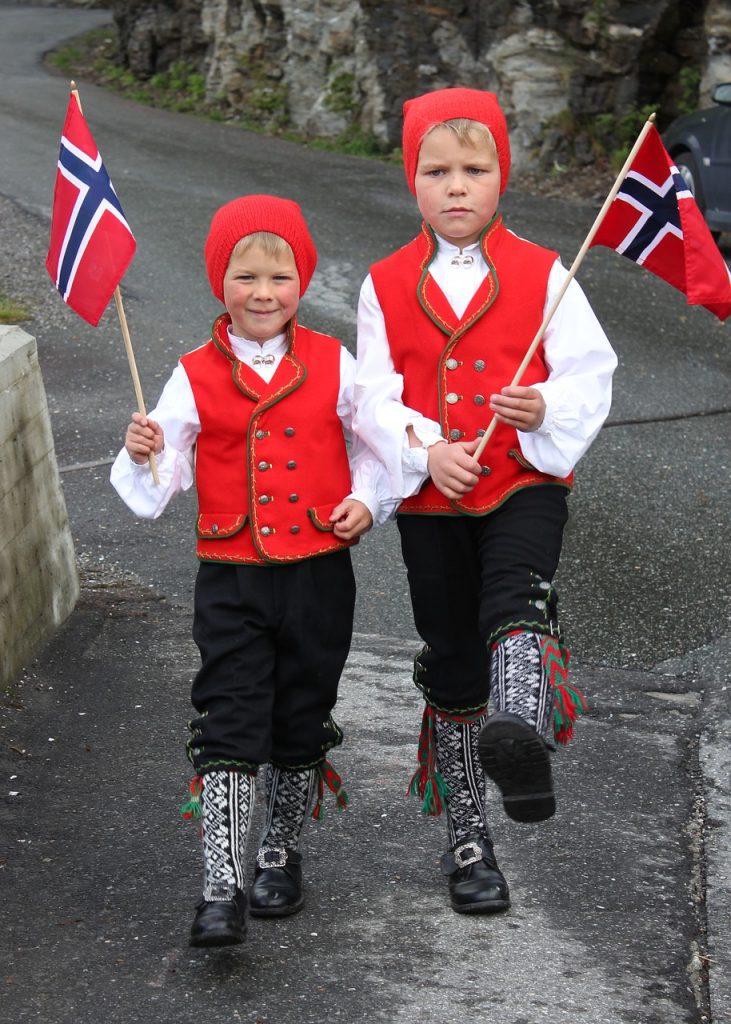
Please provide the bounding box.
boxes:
[46,93,136,326]
[590,124,731,322]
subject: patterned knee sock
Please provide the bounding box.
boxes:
[490,631,554,741]
[434,714,489,847]
[258,764,315,853]
[201,770,255,901]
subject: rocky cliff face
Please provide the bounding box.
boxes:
[110,0,731,171]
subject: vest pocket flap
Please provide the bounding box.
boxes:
[307,504,336,532]
[197,512,248,539]
[508,448,537,471]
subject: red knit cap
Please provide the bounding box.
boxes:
[204,194,317,301]
[402,88,511,196]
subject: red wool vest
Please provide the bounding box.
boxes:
[370,217,573,515]
[181,314,356,564]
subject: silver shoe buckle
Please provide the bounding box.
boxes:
[453,840,483,869]
[257,846,288,869]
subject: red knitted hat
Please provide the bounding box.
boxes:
[402,88,511,195]
[204,194,317,301]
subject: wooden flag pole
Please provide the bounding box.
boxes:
[70,81,160,485]
[474,111,657,462]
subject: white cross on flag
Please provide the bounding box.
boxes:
[46,93,136,326]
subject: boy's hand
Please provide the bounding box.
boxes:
[330,498,373,540]
[125,412,164,464]
[489,385,545,432]
[427,439,481,499]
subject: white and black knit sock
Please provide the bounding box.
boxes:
[201,770,254,901]
[435,714,489,847]
[258,764,315,853]
[491,631,554,741]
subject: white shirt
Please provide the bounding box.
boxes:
[110,325,398,525]
[353,233,618,498]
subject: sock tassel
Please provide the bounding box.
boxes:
[311,759,348,820]
[540,635,588,744]
[180,775,203,820]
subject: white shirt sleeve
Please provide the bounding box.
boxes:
[109,362,199,519]
[353,274,440,499]
[338,347,399,525]
[517,260,618,477]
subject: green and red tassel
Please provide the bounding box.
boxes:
[180,774,203,820]
[311,759,348,820]
[540,635,588,745]
[407,705,449,816]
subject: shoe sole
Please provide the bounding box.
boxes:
[248,896,304,919]
[478,713,555,823]
[451,898,511,915]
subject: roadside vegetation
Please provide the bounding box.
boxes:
[0,293,32,324]
[46,23,688,201]
[45,25,396,161]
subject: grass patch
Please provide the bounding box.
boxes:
[45,25,402,164]
[0,293,33,324]
[44,23,608,198]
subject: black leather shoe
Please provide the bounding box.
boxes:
[249,847,304,917]
[189,890,247,947]
[478,711,555,823]
[440,835,510,914]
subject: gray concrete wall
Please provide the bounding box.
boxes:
[0,325,78,688]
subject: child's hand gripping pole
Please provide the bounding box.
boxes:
[71,81,160,486]
[474,112,657,463]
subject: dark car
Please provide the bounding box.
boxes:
[663,82,731,240]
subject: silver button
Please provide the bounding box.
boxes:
[257,461,270,471]
[261,526,273,536]
[473,394,486,406]
[210,523,219,534]
[289,494,299,503]
[287,460,297,470]
[476,429,486,438]
[284,427,295,437]
[259,495,271,504]
[446,358,459,370]
[474,359,486,372]
[290,525,300,534]
[481,466,491,476]
[446,392,460,405]
[449,429,464,441]
[255,429,267,439]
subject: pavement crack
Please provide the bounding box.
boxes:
[685,732,712,1023]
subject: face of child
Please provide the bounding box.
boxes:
[414,126,501,249]
[222,243,300,343]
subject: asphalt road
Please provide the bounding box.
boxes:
[1,4,730,1024]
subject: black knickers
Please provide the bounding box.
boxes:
[187,551,356,774]
[397,484,569,712]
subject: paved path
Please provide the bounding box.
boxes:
[1,4,730,1022]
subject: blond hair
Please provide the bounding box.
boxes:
[231,231,294,263]
[426,117,497,153]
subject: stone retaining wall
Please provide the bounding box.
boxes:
[0,325,78,689]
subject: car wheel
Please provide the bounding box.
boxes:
[674,149,721,242]
[674,150,705,210]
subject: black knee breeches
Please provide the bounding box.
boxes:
[397,484,569,712]
[187,551,356,774]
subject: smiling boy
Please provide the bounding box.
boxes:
[111,194,395,946]
[354,88,617,914]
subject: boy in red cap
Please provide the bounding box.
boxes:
[111,194,395,946]
[353,88,617,913]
